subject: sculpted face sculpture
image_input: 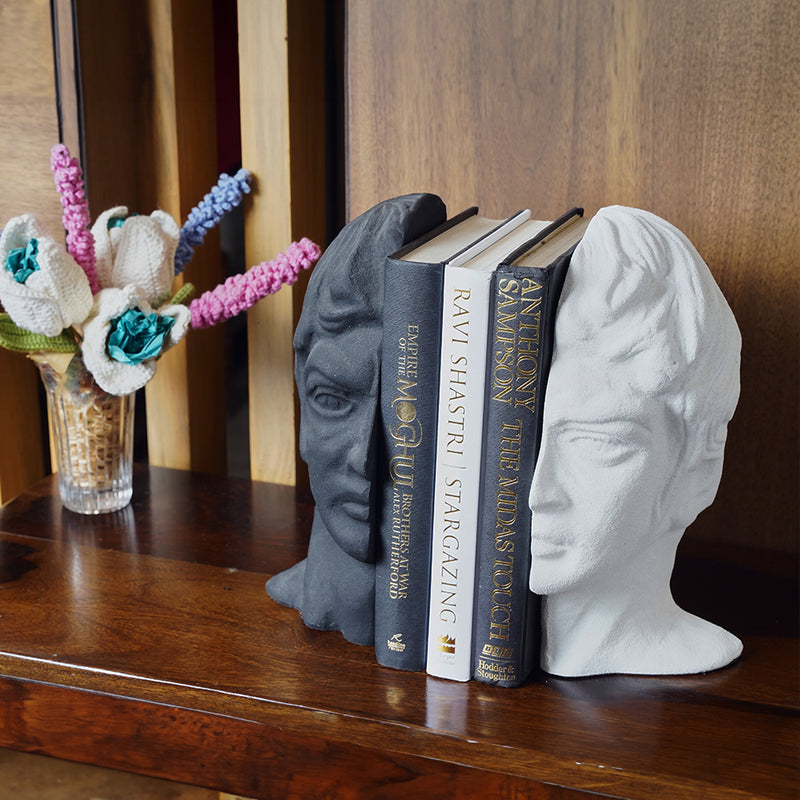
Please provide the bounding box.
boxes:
[266,193,446,645]
[529,205,743,677]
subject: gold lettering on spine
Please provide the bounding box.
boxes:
[480,274,546,668]
[387,324,422,601]
[388,486,412,600]
[514,280,542,413]
[489,554,514,641]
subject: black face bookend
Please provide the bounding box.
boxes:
[266,193,446,645]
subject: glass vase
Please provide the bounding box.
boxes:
[36,353,135,514]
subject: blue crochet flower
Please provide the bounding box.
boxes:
[6,238,40,284]
[174,168,251,274]
[107,307,176,365]
[82,285,190,395]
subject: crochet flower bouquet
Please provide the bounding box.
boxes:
[0,144,319,513]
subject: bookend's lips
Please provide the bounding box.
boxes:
[530,542,569,560]
[340,499,370,522]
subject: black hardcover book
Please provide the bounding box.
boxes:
[471,208,586,687]
[376,206,527,671]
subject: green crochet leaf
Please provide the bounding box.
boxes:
[170,282,195,307]
[0,314,79,354]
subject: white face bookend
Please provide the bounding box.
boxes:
[529,205,743,677]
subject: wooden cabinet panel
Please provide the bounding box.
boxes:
[238,0,327,487]
[0,0,63,503]
[346,0,800,552]
[77,0,227,475]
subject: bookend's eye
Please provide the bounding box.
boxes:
[561,422,648,469]
[310,386,352,415]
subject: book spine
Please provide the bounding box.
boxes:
[375,256,444,671]
[471,253,571,687]
[425,266,494,681]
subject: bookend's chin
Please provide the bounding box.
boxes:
[531,532,744,679]
[540,632,744,679]
[266,511,375,647]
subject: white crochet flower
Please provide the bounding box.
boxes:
[91,207,180,303]
[82,284,190,395]
[0,215,92,337]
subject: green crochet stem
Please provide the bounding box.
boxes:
[170,282,195,307]
[152,281,195,310]
[0,314,79,353]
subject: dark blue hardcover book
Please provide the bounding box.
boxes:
[472,208,585,687]
[376,206,526,671]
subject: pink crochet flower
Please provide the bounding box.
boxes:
[50,144,99,294]
[189,238,320,329]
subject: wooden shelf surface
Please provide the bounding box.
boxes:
[0,466,796,799]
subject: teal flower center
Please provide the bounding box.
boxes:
[5,238,40,284]
[107,213,138,230]
[107,307,175,365]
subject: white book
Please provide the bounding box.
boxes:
[425,216,550,681]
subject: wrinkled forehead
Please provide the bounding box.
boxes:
[300,321,382,393]
[545,346,674,429]
[295,258,383,359]
[552,311,684,402]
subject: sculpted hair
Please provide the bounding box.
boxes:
[294,237,384,384]
[294,192,447,384]
[561,206,741,526]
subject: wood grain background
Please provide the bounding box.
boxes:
[77,0,228,476]
[346,0,800,554]
[0,0,62,503]
[1,0,796,558]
